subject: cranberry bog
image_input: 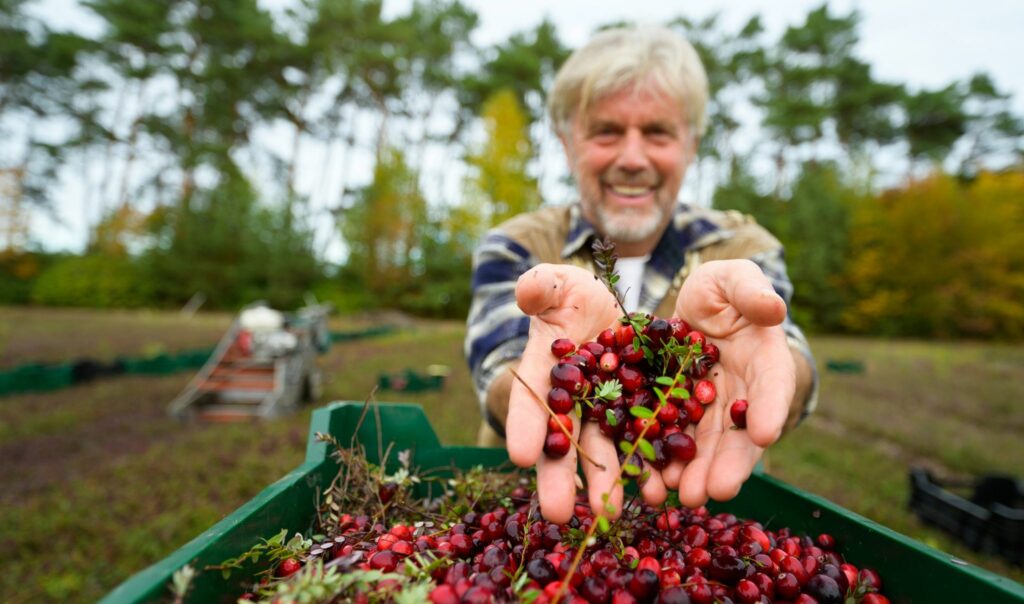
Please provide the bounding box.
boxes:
[1,307,1023,602]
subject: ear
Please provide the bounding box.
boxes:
[558,128,576,172]
[685,134,700,166]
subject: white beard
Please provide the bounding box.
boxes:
[593,203,667,244]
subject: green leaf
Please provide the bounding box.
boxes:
[623,463,642,476]
[605,409,619,426]
[670,388,690,399]
[637,438,655,461]
[618,440,632,455]
[604,501,617,515]
[597,516,610,533]
[655,376,675,386]
[596,379,623,401]
[629,406,655,419]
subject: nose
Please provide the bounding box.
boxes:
[617,129,651,172]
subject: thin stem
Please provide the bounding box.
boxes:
[509,368,606,471]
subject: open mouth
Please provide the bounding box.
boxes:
[607,184,653,197]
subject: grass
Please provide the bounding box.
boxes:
[0,308,1022,602]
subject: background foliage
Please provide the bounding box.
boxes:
[1,0,1022,338]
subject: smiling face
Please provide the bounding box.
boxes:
[562,84,695,257]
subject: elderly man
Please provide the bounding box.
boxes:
[465,25,816,523]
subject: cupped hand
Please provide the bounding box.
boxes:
[506,263,669,523]
[659,259,796,507]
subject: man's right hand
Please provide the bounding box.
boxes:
[505,263,670,523]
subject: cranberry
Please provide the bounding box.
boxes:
[734,578,760,603]
[598,328,617,348]
[615,324,636,348]
[544,431,571,458]
[526,558,558,585]
[692,379,716,405]
[551,364,587,394]
[620,343,645,364]
[730,399,748,429]
[549,413,574,434]
[862,595,891,604]
[628,569,659,601]
[616,365,645,392]
[600,351,621,372]
[858,567,883,591]
[548,387,574,414]
[429,584,459,604]
[368,550,398,572]
[644,318,672,348]
[665,432,697,462]
[552,338,576,358]
[578,577,610,603]
[276,557,302,577]
[805,574,843,604]
[656,586,690,603]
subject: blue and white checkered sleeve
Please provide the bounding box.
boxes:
[750,247,819,421]
[464,231,535,420]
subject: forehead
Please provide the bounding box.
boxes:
[576,85,687,129]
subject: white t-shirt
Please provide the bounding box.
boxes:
[615,255,649,313]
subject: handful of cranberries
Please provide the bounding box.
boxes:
[543,314,747,478]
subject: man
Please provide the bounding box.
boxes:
[465,25,816,523]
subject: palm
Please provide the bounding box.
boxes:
[664,259,795,506]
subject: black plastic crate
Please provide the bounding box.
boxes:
[909,466,1024,565]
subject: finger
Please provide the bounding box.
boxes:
[580,422,624,519]
[662,460,683,489]
[743,338,795,447]
[515,263,570,316]
[677,260,787,329]
[676,405,726,508]
[639,461,668,507]
[536,415,582,524]
[506,335,559,467]
[705,427,763,502]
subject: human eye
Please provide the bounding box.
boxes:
[588,122,621,142]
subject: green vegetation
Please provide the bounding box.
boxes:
[0,309,1021,603]
[2,2,1022,330]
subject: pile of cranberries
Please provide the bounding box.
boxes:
[543,315,747,473]
[252,486,890,604]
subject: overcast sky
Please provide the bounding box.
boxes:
[23,0,1024,257]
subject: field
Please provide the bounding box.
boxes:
[1,306,1022,602]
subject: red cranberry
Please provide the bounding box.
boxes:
[598,328,617,348]
[551,338,576,358]
[548,413,573,434]
[429,584,459,604]
[551,364,587,394]
[368,550,398,572]
[730,399,748,428]
[665,432,697,462]
[548,387,574,414]
[600,351,620,372]
[693,379,716,405]
[276,558,302,577]
[544,431,571,458]
[734,578,760,603]
[862,595,891,604]
[526,558,558,585]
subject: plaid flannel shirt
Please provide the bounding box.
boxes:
[465,202,818,436]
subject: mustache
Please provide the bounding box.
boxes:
[600,168,660,188]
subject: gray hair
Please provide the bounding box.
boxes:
[547,24,709,140]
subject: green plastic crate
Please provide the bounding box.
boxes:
[103,402,1024,604]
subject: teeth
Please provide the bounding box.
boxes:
[609,185,650,196]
